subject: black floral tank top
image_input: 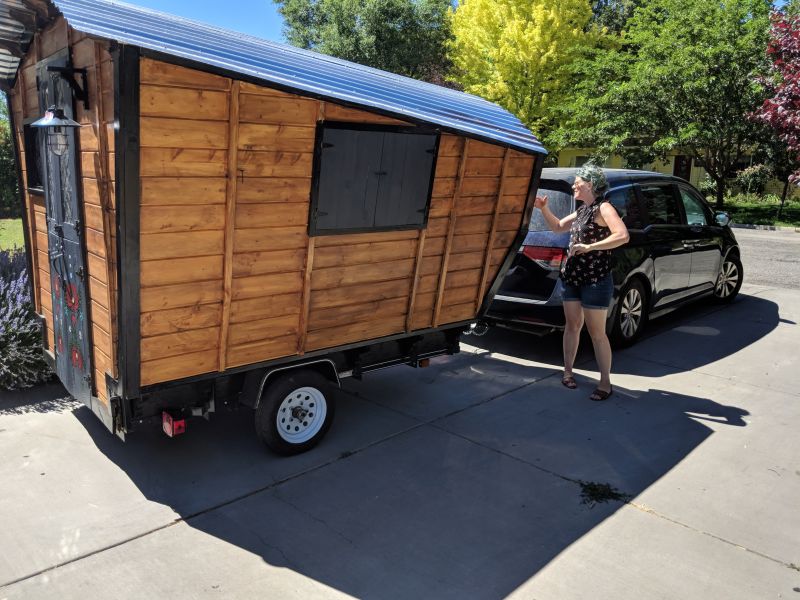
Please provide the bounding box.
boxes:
[561,201,612,286]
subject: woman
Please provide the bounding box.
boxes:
[534,164,629,401]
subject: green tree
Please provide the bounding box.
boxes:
[448,0,597,141]
[0,97,20,219]
[556,0,771,208]
[274,0,453,83]
[591,0,641,34]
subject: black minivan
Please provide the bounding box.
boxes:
[486,168,743,346]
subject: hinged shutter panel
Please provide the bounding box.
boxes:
[373,132,437,228]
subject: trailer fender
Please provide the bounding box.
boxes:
[239,359,340,409]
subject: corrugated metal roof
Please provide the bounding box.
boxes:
[45,0,545,155]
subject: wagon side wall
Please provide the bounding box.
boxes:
[138,58,535,387]
[9,17,119,404]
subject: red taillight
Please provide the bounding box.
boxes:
[521,245,565,270]
[162,411,186,437]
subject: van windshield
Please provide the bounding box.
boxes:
[528,187,574,231]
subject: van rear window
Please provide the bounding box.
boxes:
[529,187,573,231]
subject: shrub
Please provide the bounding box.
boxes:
[0,248,51,390]
[698,175,718,198]
[735,164,772,195]
[725,192,783,205]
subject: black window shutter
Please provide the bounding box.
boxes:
[311,124,438,234]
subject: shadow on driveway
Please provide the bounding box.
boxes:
[0,381,78,416]
[48,373,748,597]
[467,293,781,377]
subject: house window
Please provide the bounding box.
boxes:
[309,123,438,235]
[23,123,44,192]
[574,156,591,167]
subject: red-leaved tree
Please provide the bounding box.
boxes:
[755,11,800,209]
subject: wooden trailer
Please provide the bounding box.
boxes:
[2,0,547,453]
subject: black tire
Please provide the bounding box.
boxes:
[254,369,336,456]
[609,278,649,348]
[712,253,743,304]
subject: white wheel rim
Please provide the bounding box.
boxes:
[276,386,327,444]
[620,288,643,339]
[715,260,739,298]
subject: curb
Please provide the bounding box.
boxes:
[731,223,800,232]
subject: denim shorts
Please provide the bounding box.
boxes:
[562,273,614,310]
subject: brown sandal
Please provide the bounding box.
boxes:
[561,376,578,389]
[590,387,613,401]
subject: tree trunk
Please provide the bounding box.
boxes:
[778,178,789,220]
[715,180,725,209]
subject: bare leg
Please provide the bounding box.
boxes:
[563,300,584,378]
[584,308,612,392]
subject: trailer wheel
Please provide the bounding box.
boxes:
[254,369,336,455]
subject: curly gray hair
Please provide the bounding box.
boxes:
[575,164,608,195]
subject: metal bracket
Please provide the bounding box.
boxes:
[46,65,89,110]
[105,372,122,401]
[109,396,126,440]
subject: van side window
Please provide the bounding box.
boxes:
[606,187,643,229]
[639,184,682,226]
[310,123,438,235]
[679,187,712,226]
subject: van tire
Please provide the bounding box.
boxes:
[609,279,648,348]
[713,254,743,304]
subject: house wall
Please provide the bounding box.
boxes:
[557,148,800,199]
[138,58,535,386]
[9,17,118,404]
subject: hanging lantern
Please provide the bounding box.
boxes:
[31,106,80,157]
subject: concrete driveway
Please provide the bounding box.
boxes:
[1,282,798,599]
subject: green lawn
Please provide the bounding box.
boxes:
[723,201,800,228]
[0,218,24,250]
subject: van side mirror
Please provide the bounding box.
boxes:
[715,211,731,227]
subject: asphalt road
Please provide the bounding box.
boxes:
[734,227,800,289]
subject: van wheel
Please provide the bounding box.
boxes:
[254,369,336,456]
[713,254,743,303]
[609,279,648,348]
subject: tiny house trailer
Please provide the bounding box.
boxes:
[2,0,547,453]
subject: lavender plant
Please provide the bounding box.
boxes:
[0,248,51,390]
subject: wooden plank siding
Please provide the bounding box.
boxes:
[223,75,315,369]
[8,20,119,402]
[137,58,534,385]
[138,60,230,385]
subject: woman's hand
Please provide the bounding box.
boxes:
[571,243,593,255]
[534,194,548,210]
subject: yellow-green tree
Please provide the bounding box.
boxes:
[449,0,596,141]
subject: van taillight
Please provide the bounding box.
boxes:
[521,246,565,270]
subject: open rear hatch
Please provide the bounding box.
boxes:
[495,179,575,304]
